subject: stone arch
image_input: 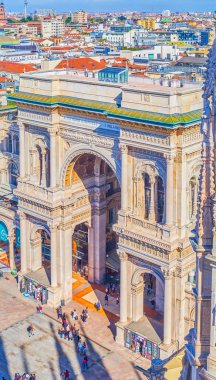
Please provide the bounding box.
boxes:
[131,265,164,289]
[135,159,166,183]
[30,223,50,241]
[32,137,48,150]
[188,161,202,182]
[60,144,121,187]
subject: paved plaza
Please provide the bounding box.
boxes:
[0,274,148,380]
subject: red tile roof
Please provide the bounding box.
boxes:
[55,57,106,71]
[0,61,37,74]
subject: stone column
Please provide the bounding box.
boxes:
[149,175,156,222]
[118,251,128,323]
[50,224,58,288]
[132,282,144,322]
[163,269,173,345]
[88,225,95,282]
[19,212,27,274]
[61,226,72,302]
[8,234,15,270]
[19,123,26,179]
[166,155,174,226]
[41,149,47,187]
[31,234,42,272]
[93,208,106,283]
[120,144,128,211]
[49,129,57,188]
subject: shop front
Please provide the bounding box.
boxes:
[19,276,48,304]
[72,227,88,277]
[124,328,160,361]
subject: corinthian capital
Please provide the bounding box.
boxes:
[118,250,128,261]
[119,144,128,154]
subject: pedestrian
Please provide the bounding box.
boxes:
[116,295,119,305]
[105,293,109,306]
[36,304,40,313]
[27,324,34,337]
[57,305,62,319]
[95,300,101,311]
[82,341,86,355]
[105,286,109,295]
[68,330,73,341]
[59,326,64,338]
[64,369,69,380]
[82,355,88,371]
[39,305,42,314]
[78,340,82,354]
[72,309,78,320]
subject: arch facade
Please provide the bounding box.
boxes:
[60,144,121,187]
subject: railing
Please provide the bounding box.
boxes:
[126,215,168,240]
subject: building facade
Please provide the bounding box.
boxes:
[2,70,203,360]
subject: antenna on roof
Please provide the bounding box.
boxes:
[24,0,28,19]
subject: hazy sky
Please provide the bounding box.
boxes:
[6,0,216,13]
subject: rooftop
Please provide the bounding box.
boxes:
[8,91,202,128]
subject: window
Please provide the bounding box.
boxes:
[9,162,18,186]
[156,176,164,223]
[13,135,19,155]
[8,134,12,153]
[144,173,151,218]
[109,208,115,225]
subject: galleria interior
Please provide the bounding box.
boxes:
[0,57,215,376]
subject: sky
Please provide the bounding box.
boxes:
[5,0,216,13]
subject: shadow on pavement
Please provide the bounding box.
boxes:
[0,336,10,379]
[49,321,76,379]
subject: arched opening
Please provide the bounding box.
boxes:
[64,152,121,285]
[0,222,20,270]
[0,221,9,266]
[126,269,164,360]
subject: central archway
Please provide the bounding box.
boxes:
[63,151,121,284]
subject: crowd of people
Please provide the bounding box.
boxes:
[57,305,89,377]
[13,374,36,380]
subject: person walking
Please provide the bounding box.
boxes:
[105,293,109,306]
[27,324,34,337]
[64,369,69,380]
[116,295,119,305]
[95,300,101,311]
[82,355,88,372]
[57,306,62,319]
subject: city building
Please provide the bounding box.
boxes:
[137,18,156,30]
[72,11,88,24]
[1,69,202,362]
[42,19,65,38]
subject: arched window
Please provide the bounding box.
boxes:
[144,173,151,219]
[13,135,19,155]
[9,162,18,186]
[8,134,12,153]
[156,176,164,223]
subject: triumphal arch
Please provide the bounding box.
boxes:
[5,69,203,358]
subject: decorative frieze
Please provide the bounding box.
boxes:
[61,130,114,149]
[121,129,170,146]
